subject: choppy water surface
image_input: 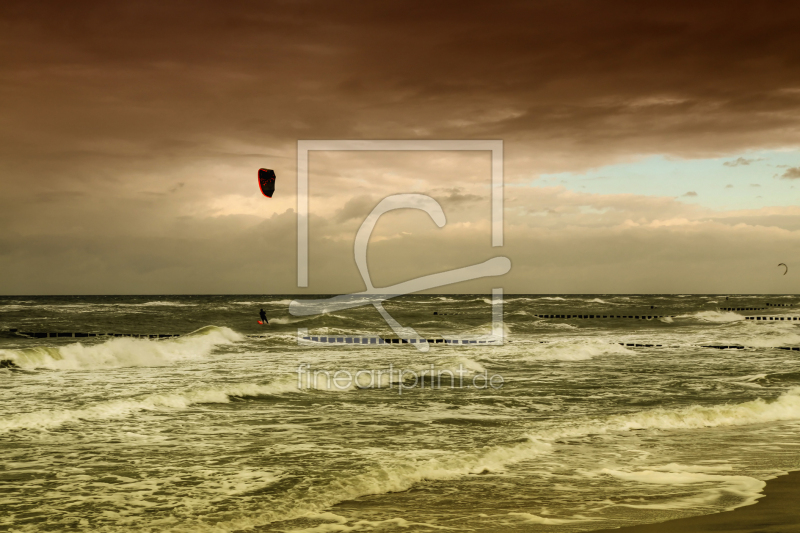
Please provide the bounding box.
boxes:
[2,295,800,532]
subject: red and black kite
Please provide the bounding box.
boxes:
[258,168,276,198]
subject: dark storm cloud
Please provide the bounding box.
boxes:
[3,0,800,160]
[3,0,800,293]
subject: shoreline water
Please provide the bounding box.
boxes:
[591,470,800,533]
[3,294,800,531]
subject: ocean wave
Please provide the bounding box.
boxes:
[521,340,633,361]
[507,512,578,525]
[729,371,800,386]
[532,320,579,330]
[678,311,745,323]
[117,301,198,307]
[0,326,242,371]
[730,325,800,347]
[0,379,305,432]
[74,301,196,308]
[234,300,294,306]
[539,386,800,438]
[617,387,800,429]
[429,356,486,375]
[601,467,764,511]
[212,438,553,531]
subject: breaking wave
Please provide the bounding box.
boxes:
[0,326,242,371]
[679,311,745,323]
[0,378,305,432]
[539,386,800,438]
[521,340,633,361]
[208,438,554,531]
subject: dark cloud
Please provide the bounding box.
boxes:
[2,1,800,293]
[3,0,800,163]
[781,167,800,179]
[683,191,698,197]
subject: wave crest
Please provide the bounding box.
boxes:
[0,326,242,371]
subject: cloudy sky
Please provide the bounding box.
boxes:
[2,0,800,294]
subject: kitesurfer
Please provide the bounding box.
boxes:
[259,309,268,325]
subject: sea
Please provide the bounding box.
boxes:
[2,294,800,532]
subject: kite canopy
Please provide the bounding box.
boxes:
[258,168,276,198]
[779,262,788,275]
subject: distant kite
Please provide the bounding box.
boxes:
[258,168,276,198]
[778,262,788,275]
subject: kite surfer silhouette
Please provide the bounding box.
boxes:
[259,309,268,325]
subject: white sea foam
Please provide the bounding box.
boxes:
[281,515,442,533]
[522,340,633,361]
[540,386,800,439]
[233,300,294,306]
[602,468,765,510]
[0,378,303,432]
[212,438,553,532]
[533,320,579,330]
[39,301,198,310]
[0,326,242,371]
[117,301,198,307]
[616,387,800,430]
[732,326,800,348]
[507,512,577,525]
[430,356,487,375]
[679,311,745,323]
[268,316,316,325]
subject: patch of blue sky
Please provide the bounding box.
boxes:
[533,149,800,211]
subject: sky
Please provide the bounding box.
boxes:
[2,0,800,294]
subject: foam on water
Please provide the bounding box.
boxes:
[211,438,554,531]
[0,378,304,432]
[5,294,800,533]
[506,512,580,525]
[521,339,633,361]
[532,386,800,440]
[680,310,745,323]
[0,326,241,370]
[601,468,765,510]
